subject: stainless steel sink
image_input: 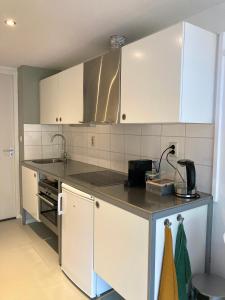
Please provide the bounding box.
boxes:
[32,158,64,164]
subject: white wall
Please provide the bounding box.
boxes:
[63,123,214,193]
[24,124,63,160]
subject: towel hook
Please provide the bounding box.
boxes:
[164,219,172,228]
[177,214,184,223]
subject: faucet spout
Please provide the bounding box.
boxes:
[51,134,67,161]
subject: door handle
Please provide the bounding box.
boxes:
[37,194,55,207]
[3,148,14,157]
[58,193,63,215]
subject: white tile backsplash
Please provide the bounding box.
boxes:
[141,124,162,136]
[41,132,59,145]
[141,135,161,158]
[186,124,214,138]
[123,124,142,135]
[24,124,62,160]
[162,124,186,137]
[96,134,110,151]
[42,145,60,159]
[72,132,88,148]
[95,125,111,134]
[195,164,213,194]
[24,132,42,146]
[60,123,215,193]
[110,134,125,153]
[24,145,42,160]
[185,137,214,166]
[24,124,42,132]
[110,124,124,135]
[125,135,141,156]
[41,125,60,132]
[110,152,125,172]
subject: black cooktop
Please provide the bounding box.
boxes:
[69,170,127,187]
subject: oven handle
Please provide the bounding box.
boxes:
[58,193,63,215]
[37,194,55,207]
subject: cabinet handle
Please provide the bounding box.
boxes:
[56,117,58,122]
[58,193,63,215]
[95,201,100,208]
[34,173,36,178]
[59,117,62,122]
[122,114,126,120]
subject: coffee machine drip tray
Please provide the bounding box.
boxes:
[70,170,127,187]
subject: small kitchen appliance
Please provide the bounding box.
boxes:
[38,178,59,235]
[126,159,152,187]
[174,159,198,198]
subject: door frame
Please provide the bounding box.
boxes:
[212,33,225,202]
[0,66,20,217]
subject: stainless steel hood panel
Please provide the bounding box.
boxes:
[83,49,121,124]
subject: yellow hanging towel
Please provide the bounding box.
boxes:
[158,226,179,300]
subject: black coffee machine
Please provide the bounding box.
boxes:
[125,159,152,187]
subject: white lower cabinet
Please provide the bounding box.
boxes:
[61,184,110,298]
[153,205,208,300]
[22,166,39,220]
[94,198,149,300]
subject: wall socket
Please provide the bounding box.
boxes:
[91,135,95,147]
[168,142,178,157]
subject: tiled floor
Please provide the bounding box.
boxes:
[0,219,120,300]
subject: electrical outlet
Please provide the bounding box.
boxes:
[168,142,178,157]
[91,136,95,147]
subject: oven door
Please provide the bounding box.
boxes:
[39,193,58,235]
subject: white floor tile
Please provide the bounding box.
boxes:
[0,219,88,300]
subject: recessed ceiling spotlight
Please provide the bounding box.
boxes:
[4,18,16,27]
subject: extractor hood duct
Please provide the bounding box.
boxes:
[82,48,121,124]
[82,35,126,125]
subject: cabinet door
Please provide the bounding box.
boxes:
[181,23,216,123]
[40,73,60,124]
[61,187,95,297]
[22,166,39,220]
[94,199,149,300]
[58,64,83,124]
[121,23,182,123]
[153,205,208,300]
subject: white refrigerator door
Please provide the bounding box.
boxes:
[61,185,96,298]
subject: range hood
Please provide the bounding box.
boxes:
[82,49,121,124]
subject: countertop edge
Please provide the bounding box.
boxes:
[22,161,213,221]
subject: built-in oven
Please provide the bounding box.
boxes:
[38,179,59,235]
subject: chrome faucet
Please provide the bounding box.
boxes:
[50,134,67,161]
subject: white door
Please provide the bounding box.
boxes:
[0,72,17,220]
[61,186,95,298]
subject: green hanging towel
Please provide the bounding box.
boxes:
[175,223,192,300]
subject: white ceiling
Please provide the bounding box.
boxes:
[0,0,225,69]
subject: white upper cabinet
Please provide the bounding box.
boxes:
[40,73,60,124]
[40,64,83,124]
[121,22,217,123]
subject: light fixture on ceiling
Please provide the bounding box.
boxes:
[110,35,126,49]
[4,18,16,27]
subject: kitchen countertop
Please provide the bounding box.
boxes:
[22,159,212,219]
